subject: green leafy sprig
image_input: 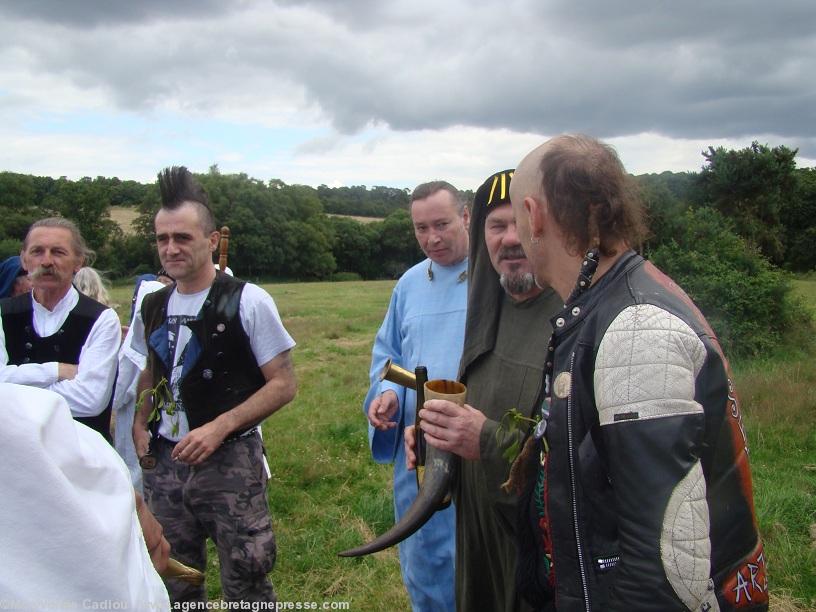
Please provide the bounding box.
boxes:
[497,407,541,464]
[136,376,180,436]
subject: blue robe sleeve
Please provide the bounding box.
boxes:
[363,285,406,463]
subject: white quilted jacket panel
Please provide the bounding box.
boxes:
[662,461,719,611]
[594,303,717,610]
[594,303,707,426]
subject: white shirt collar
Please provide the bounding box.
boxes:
[31,285,80,337]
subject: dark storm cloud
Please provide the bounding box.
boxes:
[0,0,230,27]
[1,0,814,153]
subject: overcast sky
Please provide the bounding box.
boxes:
[1,0,814,191]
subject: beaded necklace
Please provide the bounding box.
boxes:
[532,248,599,588]
[529,248,600,583]
[534,248,599,440]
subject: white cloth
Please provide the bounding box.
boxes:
[0,287,120,418]
[131,282,296,442]
[0,383,170,611]
[113,280,166,492]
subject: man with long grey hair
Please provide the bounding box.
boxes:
[0,217,120,440]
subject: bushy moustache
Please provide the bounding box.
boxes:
[498,246,527,262]
[29,266,66,282]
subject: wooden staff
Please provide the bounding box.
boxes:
[218,226,230,271]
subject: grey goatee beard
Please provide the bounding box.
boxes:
[499,271,535,297]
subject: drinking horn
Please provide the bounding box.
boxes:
[338,361,456,557]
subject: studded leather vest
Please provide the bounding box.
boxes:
[0,292,113,441]
[141,272,266,435]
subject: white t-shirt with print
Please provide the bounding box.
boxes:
[133,282,295,442]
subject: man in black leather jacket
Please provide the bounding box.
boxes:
[508,135,767,611]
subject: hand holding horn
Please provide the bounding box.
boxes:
[339,363,464,557]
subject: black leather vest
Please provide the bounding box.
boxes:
[0,291,113,441]
[141,273,266,435]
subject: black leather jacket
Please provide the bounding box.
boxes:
[528,251,767,612]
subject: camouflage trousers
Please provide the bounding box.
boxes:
[143,431,277,603]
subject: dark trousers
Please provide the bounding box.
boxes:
[143,432,277,603]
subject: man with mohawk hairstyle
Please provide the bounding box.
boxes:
[132,166,297,604]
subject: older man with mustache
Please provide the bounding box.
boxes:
[0,217,120,440]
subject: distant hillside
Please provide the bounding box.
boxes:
[110,206,140,235]
[317,184,408,217]
[327,213,383,224]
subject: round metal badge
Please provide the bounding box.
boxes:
[553,372,572,399]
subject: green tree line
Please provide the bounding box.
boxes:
[0,168,425,282]
[639,143,816,355]
[1,143,815,355]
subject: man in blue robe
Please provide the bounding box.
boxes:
[364,180,469,611]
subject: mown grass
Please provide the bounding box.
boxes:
[259,281,406,609]
[794,278,816,305]
[112,280,406,609]
[110,278,816,610]
[746,279,816,611]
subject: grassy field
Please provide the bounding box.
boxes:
[109,206,141,235]
[110,278,816,611]
[326,213,384,224]
[794,278,816,305]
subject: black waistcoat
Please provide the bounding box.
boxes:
[141,273,266,435]
[1,291,113,441]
